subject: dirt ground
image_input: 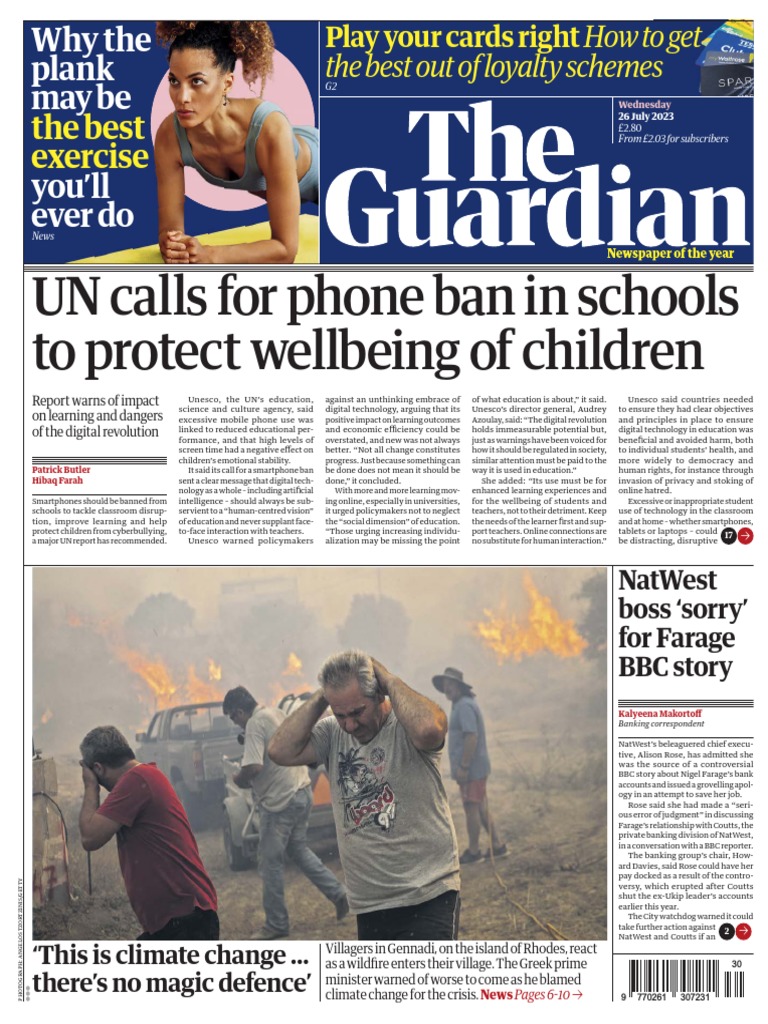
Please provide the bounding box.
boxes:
[34,727,606,942]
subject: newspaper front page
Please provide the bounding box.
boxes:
[16,2,762,1019]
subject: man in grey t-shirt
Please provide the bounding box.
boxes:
[223,686,348,939]
[268,653,460,940]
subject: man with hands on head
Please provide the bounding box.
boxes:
[78,725,218,939]
[268,651,460,940]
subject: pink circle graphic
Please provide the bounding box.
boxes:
[151,52,315,212]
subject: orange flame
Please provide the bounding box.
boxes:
[66,610,225,713]
[473,575,587,664]
[67,610,168,716]
[115,647,178,707]
[112,647,225,711]
[187,665,225,705]
[67,608,113,635]
[282,652,303,677]
[269,652,311,703]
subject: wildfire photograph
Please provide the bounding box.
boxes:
[32,566,606,942]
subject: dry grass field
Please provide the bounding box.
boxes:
[34,721,606,943]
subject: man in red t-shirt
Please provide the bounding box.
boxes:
[79,725,218,939]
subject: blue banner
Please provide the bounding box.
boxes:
[24,19,753,266]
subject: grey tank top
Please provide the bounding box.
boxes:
[173,100,299,194]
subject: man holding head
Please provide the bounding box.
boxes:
[268,651,460,940]
[78,725,218,939]
[222,685,348,939]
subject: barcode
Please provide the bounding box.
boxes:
[628,960,745,998]
[724,971,745,998]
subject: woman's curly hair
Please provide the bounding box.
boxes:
[156,21,274,91]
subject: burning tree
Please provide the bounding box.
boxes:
[472,574,587,665]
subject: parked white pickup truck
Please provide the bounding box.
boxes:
[135,701,242,828]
